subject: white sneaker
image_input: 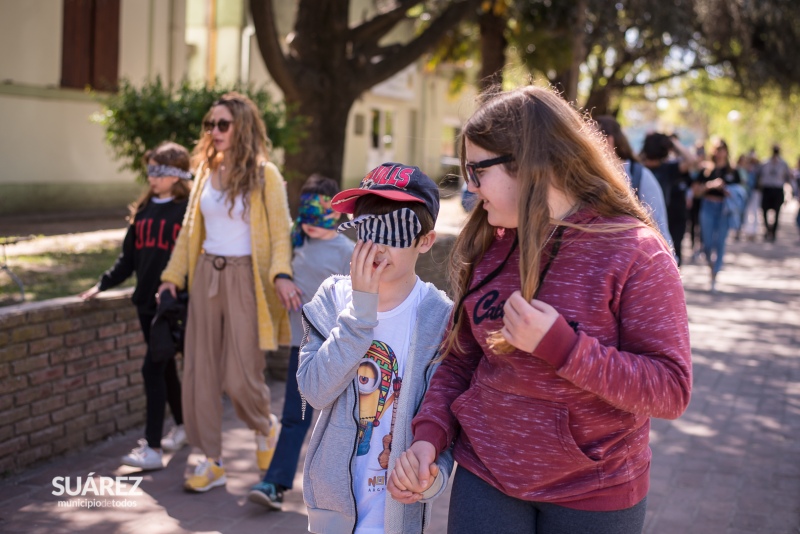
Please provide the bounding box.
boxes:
[121,439,164,470]
[161,425,187,452]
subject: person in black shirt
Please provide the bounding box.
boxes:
[80,141,192,469]
[692,139,740,292]
[641,133,698,266]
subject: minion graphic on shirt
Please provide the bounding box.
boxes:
[356,341,401,460]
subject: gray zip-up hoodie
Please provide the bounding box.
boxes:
[297,275,454,534]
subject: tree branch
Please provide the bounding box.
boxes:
[250,0,299,99]
[356,0,479,91]
[623,65,705,87]
[349,0,418,49]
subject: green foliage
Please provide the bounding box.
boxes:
[618,73,800,163]
[684,77,800,161]
[92,78,306,180]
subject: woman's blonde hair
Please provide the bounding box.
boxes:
[446,85,656,355]
[192,92,271,216]
[129,141,192,221]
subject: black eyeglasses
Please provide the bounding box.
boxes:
[203,119,232,133]
[464,154,514,188]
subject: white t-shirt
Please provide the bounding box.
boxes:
[199,179,252,256]
[332,277,428,534]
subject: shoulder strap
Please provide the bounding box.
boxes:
[629,161,643,200]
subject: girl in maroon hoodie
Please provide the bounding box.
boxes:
[390,86,691,533]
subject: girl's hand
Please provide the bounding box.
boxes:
[387,475,421,504]
[388,441,438,503]
[350,240,387,294]
[275,277,302,311]
[79,285,100,301]
[156,282,177,305]
[501,291,560,353]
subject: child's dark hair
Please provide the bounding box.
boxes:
[129,141,192,221]
[143,141,191,171]
[353,195,435,246]
[301,173,340,197]
[642,133,673,161]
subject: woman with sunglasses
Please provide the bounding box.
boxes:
[159,92,297,493]
[397,86,691,533]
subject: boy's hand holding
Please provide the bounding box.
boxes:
[350,240,387,294]
[387,441,438,504]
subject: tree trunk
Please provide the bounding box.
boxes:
[282,91,353,214]
[478,5,507,94]
[584,85,614,117]
[250,0,481,213]
[551,0,587,103]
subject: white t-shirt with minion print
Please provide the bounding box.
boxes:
[333,276,428,534]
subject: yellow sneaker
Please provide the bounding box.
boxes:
[184,460,226,492]
[256,414,280,471]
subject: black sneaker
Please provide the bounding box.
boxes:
[248,481,284,511]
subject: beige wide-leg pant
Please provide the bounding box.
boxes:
[183,254,272,459]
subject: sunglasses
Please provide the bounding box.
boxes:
[465,154,514,188]
[203,119,232,133]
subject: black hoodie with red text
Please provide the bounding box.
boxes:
[98,199,187,314]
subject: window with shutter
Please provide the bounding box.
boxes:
[60,0,120,91]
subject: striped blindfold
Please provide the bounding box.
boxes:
[146,164,193,180]
[337,208,422,248]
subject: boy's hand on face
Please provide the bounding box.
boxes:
[350,240,387,294]
[501,292,559,353]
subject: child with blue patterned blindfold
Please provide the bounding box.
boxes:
[249,173,354,509]
[291,192,341,248]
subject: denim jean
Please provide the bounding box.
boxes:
[262,346,313,489]
[700,199,730,275]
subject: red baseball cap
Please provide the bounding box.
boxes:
[331,162,440,221]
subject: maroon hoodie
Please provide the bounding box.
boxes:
[412,208,691,511]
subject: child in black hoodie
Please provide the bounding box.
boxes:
[80,141,193,470]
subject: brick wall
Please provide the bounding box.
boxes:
[0,236,456,476]
[0,289,148,475]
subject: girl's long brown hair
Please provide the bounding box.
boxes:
[129,141,192,221]
[192,92,271,217]
[446,85,657,356]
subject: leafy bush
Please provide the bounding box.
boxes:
[92,78,306,180]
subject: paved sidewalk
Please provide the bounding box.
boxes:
[1,202,799,533]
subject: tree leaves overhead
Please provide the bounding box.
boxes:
[427,0,800,115]
[517,0,704,113]
[697,0,800,96]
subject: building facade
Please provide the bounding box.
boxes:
[0,0,474,216]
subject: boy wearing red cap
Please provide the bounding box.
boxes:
[296,163,453,534]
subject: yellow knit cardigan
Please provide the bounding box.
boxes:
[160,161,292,350]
